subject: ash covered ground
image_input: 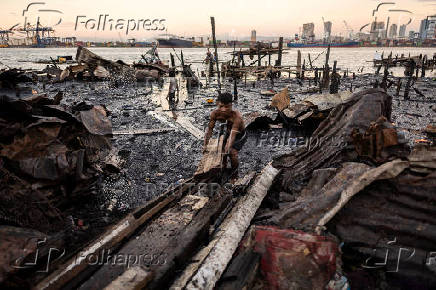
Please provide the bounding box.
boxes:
[35,72,435,214]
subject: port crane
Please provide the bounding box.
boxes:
[0,24,20,46]
[18,18,55,47]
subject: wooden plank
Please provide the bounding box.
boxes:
[186,164,280,289]
[147,191,232,289]
[35,179,193,290]
[112,128,175,135]
[78,194,211,290]
[194,135,225,178]
[103,267,152,290]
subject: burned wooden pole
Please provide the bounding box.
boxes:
[308,53,313,69]
[421,55,426,78]
[329,60,340,94]
[170,53,175,68]
[296,50,302,79]
[322,45,331,89]
[257,44,261,67]
[233,77,238,101]
[180,50,185,67]
[210,17,221,94]
[277,37,283,67]
[404,60,415,100]
[381,64,389,92]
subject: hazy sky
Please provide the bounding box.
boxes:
[1,0,435,41]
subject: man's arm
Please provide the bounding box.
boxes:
[203,111,216,152]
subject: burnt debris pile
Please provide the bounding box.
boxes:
[242,88,436,288]
[0,91,119,233]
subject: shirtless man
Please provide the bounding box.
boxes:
[203,93,246,182]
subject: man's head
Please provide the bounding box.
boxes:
[217,93,233,115]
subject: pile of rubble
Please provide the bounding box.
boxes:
[0,90,122,284]
[242,88,436,288]
[176,88,435,289]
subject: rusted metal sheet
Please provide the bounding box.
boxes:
[273,89,392,188]
[79,106,112,136]
[270,87,290,111]
[0,93,114,234]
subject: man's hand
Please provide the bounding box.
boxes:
[224,143,231,155]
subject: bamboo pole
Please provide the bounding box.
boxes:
[210,17,221,94]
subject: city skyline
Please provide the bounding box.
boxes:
[1,0,436,41]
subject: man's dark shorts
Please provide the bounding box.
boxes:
[225,130,247,151]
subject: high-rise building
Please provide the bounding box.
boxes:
[324,21,332,41]
[389,24,398,39]
[370,21,385,41]
[424,15,436,39]
[250,30,256,43]
[419,19,429,39]
[302,23,315,41]
[399,24,407,38]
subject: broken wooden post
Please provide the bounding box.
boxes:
[231,42,236,65]
[308,53,313,69]
[329,60,340,94]
[210,17,221,94]
[233,77,238,101]
[381,64,389,92]
[296,50,302,79]
[322,45,331,89]
[257,44,261,67]
[421,55,426,78]
[376,65,382,75]
[170,53,175,68]
[404,60,415,100]
[319,65,324,93]
[180,50,185,67]
[277,37,283,67]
